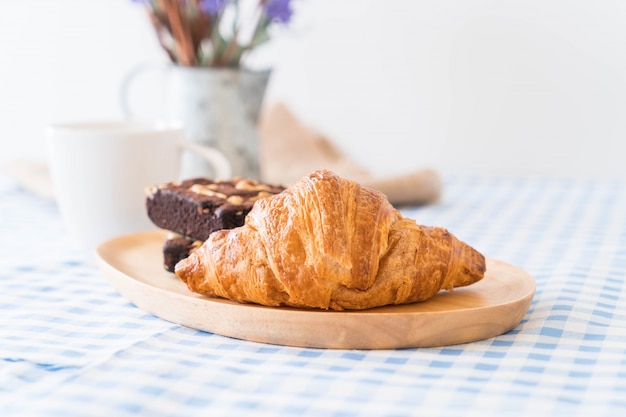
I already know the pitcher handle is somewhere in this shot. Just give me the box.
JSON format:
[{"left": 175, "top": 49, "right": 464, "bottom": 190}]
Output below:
[{"left": 119, "top": 61, "right": 171, "bottom": 120}]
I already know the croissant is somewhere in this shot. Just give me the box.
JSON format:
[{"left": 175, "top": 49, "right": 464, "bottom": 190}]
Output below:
[{"left": 175, "top": 170, "right": 486, "bottom": 310}]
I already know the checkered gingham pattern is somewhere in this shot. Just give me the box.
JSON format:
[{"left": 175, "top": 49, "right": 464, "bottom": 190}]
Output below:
[{"left": 1, "top": 173, "right": 625, "bottom": 417}]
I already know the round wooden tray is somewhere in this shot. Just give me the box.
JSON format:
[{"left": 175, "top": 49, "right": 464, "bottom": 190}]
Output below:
[{"left": 96, "top": 230, "right": 535, "bottom": 349}]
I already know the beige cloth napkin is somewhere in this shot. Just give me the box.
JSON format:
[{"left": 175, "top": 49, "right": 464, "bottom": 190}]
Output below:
[{"left": 258, "top": 103, "right": 442, "bottom": 206}]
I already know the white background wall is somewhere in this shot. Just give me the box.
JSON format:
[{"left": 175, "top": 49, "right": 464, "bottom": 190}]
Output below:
[{"left": 2, "top": 0, "right": 626, "bottom": 180}]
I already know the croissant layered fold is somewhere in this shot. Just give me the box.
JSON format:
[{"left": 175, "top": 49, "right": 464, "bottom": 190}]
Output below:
[{"left": 176, "top": 170, "right": 486, "bottom": 310}]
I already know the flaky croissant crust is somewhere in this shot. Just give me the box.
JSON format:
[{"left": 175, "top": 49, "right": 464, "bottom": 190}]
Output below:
[{"left": 176, "top": 170, "right": 486, "bottom": 310}]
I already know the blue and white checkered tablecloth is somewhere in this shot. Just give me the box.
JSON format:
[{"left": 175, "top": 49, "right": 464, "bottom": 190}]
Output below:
[{"left": 1, "top": 172, "right": 625, "bottom": 417}]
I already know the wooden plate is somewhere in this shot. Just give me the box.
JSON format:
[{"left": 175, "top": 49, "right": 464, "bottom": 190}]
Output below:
[{"left": 96, "top": 230, "right": 535, "bottom": 349}]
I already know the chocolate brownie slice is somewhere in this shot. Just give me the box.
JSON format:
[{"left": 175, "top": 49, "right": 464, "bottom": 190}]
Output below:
[
  {"left": 162, "top": 234, "right": 202, "bottom": 273},
  {"left": 145, "top": 177, "right": 285, "bottom": 242}
]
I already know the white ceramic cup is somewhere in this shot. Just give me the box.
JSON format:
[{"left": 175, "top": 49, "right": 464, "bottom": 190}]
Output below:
[{"left": 46, "top": 121, "right": 231, "bottom": 253}]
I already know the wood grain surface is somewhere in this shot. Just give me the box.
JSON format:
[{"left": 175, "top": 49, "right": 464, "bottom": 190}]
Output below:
[{"left": 96, "top": 230, "right": 535, "bottom": 349}]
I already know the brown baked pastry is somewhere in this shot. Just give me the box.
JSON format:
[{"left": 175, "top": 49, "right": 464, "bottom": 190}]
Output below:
[
  {"left": 145, "top": 177, "right": 285, "bottom": 272},
  {"left": 175, "top": 170, "right": 486, "bottom": 310},
  {"left": 145, "top": 177, "right": 285, "bottom": 242},
  {"left": 162, "top": 233, "right": 202, "bottom": 273}
]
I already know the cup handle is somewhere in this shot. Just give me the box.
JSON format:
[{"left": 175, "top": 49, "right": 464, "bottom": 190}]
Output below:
[{"left": 180, "top": 142, "right": 232, "bottom": 179}]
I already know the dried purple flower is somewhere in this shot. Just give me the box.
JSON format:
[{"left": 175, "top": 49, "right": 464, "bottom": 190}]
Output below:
[
  {"left": 198, "top": 0, "right": 227, "bottom": 15},
  {"left": 264, "top": 0, "right": 293, "bottom": 24},
  {"left": 131, "top": 0, "right": 295, "bottom": 67}
]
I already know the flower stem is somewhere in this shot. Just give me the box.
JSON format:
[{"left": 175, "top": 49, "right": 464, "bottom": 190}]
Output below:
[{"left": 163, "top": 0, "right": 196, "bottom": 66}]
